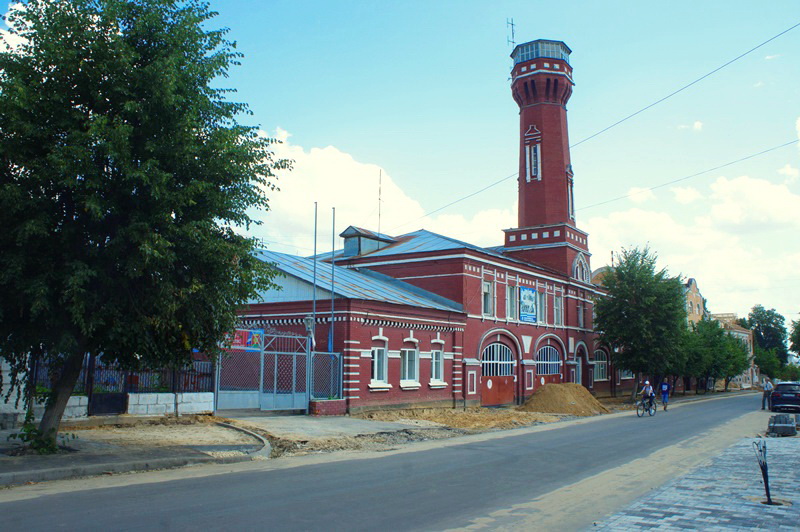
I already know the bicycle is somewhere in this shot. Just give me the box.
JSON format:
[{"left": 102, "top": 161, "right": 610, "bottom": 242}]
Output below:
[{"left": 636, "top": 395, "right": 657, "bottom": 417}]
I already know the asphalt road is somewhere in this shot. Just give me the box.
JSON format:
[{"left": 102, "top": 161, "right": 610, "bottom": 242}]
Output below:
[{"left": 0, "top": 394, "right": 761, "bottom": 531}]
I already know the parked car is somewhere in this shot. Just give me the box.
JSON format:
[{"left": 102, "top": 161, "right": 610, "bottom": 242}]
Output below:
[{"left": 770, "top": 382, "right": 800, "bottom": 412}]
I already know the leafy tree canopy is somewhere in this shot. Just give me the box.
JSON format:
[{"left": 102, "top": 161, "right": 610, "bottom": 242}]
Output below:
[
  {"left": 739, "top": 305, "right": 789, "bottom": 365},
  {"left": 593, "top": 246, "right": 686, "bottom": 378},
  {"left": 0, "top": 0, "right": 288, "bottom": 439},
  {"left": 790, "top": 319, "right": 800, "bottom": 357}
]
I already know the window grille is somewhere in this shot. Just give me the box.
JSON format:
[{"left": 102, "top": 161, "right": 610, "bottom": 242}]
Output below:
[
  {"left": 482, "top": 344, "right": 514, "bottom": 377},
  {"left": 593, "top": 350, "right": 608, "bottom": 381},
  {"left": 536, "top": 345, "right": 562, "bottom": 375}
]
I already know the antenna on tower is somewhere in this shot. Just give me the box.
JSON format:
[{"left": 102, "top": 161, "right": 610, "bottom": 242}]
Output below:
[{"left": 506, "top": 18, "right": 516, "bottom": 47}]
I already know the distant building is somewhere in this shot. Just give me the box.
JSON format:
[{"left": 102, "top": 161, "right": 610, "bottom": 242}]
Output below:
[
  {"left": 712, "top": 313, "right": 758, "bottom": 388},
  {"left": 684, "top": 278, "right": 708, "bottom": 325}
]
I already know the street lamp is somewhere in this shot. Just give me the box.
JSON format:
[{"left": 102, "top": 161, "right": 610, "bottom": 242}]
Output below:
[{"left": 303, "top": 315, "right": 315, "bottom": 336}]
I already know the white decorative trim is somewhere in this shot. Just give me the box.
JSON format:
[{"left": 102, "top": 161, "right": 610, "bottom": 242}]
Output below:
[
  {"left": 368, "top": 382, "right": 392, "bottom": 391},
  {"left": 399, "top": 380, "right": 420, "bottom": 390}
]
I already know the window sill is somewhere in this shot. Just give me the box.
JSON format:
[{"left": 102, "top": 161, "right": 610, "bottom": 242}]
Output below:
[
  {"left": 368, "top": 382, "right": 392, "bottom": 391},
  {"left": 399, "top": 380, "right": 420, "bottom": 390},
  {"left": 428, "top": 380, "right": 448, "bottom": 389}
]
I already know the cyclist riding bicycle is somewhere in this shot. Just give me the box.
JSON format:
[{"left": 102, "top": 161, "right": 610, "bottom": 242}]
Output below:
[{"left": 639, "top": 380, "right": 655, "bottom": 409}]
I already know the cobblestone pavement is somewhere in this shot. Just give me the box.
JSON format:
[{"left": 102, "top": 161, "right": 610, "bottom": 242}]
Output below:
[{"left": 595, "top": 437, "right": 800, "bottom": 530}]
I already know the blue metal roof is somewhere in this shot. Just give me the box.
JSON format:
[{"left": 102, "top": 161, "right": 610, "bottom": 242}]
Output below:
[{"left": 254, "top": 249, "right": 462, "bottom": 313}]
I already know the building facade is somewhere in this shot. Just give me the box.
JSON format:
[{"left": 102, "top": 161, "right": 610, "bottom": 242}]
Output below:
[{"left": 241, "top": 39, "right": 619, "bottom": 412}]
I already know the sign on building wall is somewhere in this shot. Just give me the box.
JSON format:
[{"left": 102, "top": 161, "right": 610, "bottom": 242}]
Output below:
[
  {"left": 520, "top": 287, "right": 538, "bottom": 323},
  {"left": 230, "top": 329, "right": 264, "bottom": 351}
]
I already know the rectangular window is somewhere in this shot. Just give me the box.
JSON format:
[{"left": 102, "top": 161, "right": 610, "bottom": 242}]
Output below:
[
  {"left": 371, "top": 348, "right": 387, "bottom": 384},
  {"left": 482, "top": 281, "right": 494, "bottom": 316},
  {"left": 506, "top": 285, "right": 518, "bottom": 320},
  {"left": 577, "top": 302, "right": 584, "bottom": 328},
  {"left": 537, "top": 291, "right": 548, "bottom": 324},
  {"left": 431, "top": 350, "right": 443, "bottom": 382},
  {"left": 554, "top": 295, "right": 563, "bottom": 326},
  {"left": 525, "top": 144, "right": 541, "bottom": 182},
  {"left": 400, "top": 349, "right": 418, "bottom": 382}
]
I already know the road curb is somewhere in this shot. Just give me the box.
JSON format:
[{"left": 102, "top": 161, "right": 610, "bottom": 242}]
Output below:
[
  {"left": 0, "top": 453, "right": 255, "bottom": 488},
  {"left": 215, "top": 422, "right": 272, "bottom": 458}
]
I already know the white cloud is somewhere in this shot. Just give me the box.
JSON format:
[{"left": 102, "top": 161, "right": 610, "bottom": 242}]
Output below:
[
  {"left": 677, "top": 120, "right": 703, "bottom": 131},
  {"left": 765, "top": 54, "right": 780, "bottom": 60},
  {"left": 670, "top": 186, "right": 702, "bottom": 204},
  {"left": 585, "top": 172, "right": 800, "bottom": 321},
  {"left": 754, "top": 81, "right": 765, "bottom": 88},
  {"left": 252, "top": 129, "right": 515, "bottom": 254},
  {"left": 778, "top": 163, "right": 799, "bottom": 184},
  {"left": 705, "top": 175, "right": 800, "bottom": 228},
  {"left": 626, "top": 187, "right": 655, "bottom": 203}
]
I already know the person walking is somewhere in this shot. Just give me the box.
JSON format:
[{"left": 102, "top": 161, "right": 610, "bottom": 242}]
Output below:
[
  {"left": 660, "top": 379, "right": 671, "bottom": 411},
  {"left": 762, "top": 377, "right": 774, "bottom": 410}
]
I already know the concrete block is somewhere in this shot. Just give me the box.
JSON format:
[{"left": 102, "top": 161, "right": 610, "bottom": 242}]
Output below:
[
  {"left": 138, "top": 394, "right": 158, "bottom": 405},
  {"left": 127, "top": 394, "right": 139, "bottom": 406},
  {"left": 127, "top": 405, "right": 149, "bottom": 415},
  {"left": 156, "top": 393, "right": 175, "bottom": 405},
  {"left": 147, "top": 404, "right": 167, "bottom": 415}
]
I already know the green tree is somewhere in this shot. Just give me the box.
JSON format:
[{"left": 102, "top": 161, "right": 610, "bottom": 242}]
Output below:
[
  {"left": 594, "top": 246, "right": 687, "bottom": 397},
  {"left": 790, "top": 319, "right": 800, "bottom": 357},
  {"left": 754, "top": 347, "right": 781, "bottom": 379},
  {"left": 779, "top": 364, "right": 800, "bottom": 381},
  {"left": 720, "top": 334, "right": 749, "bottom": 392},
  {"left": 0, "top": 0, "right": 287, "bottom": 445},
  {"left": 739, "top": 305, "right": 789, "bottom": 365}
]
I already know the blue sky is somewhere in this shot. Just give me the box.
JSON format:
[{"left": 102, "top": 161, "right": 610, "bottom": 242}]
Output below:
[
  {"left": 221, "top": 1, "right": 800, "bottom": 324},
  {"left": 4, "top": 1, "right": 799, "bottom": 325}
]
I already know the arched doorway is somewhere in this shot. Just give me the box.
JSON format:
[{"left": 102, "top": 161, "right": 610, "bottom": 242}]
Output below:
[
  {"left": 535, "top": 345, "right": 563, "bottom": 386},
  {"left": 481, "top": 343, "right": 515, "bottom": 406}
]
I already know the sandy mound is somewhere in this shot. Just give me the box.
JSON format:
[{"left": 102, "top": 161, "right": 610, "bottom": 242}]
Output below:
[
  {"left": 356, "top": 407, "right": 559, "bottom": 430},
  {"left": 518, "top": 383, "right": 610, "bottom": 416}
]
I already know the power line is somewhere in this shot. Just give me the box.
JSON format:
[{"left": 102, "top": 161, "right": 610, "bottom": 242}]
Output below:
[
  {"left": 578, "top": 139, "right": 799, "bottom": 211},
  {"left": 390, "top": 171, "right": 518, "bottom": 231},
  {"left": 570, "top": 21, "right": 800, "bottom": 149}
]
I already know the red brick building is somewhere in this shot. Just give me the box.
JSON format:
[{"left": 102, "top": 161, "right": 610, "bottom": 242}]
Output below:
[{"left": 242, "top": 39, "right": 620, "bottom": 412}]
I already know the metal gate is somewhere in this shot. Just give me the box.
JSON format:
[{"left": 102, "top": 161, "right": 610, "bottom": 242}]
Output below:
[{"left": 216, "top": 330, "right": 342, "bottom": 412}]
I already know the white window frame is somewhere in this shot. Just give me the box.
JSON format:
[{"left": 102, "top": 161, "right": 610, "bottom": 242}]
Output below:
[
  {"left": 577, "top": 301, "right": 585, "bottom": 328},
  {"left": 619, "top": 369, "right": 635, "bottom": 380},
  {"left": 525, "top": 143, "right": 542, "bottom": 182},
  {"left": 593, "top": 350, "right": 608, "bottom": 381},
  {"left": 537, "top": 291, "right": 548, "bottom": 325},
  {"left": 482, "top": 281, "right": 494, "bottom": 317},
  {"left": 430, "top": 350, "right": 445, "bottom": 387},
  {"left": 536, "top": 345, "right": 562, "bottom": 375},
  {"left": 370, "top": 347, "right": 389, "bottom": 388},
  {"left": 400, "top": 348, "right": 419, "bottom": 388},
  {"left": 554, "top": 294, "right": 563, "bottom": 326},
  {"left": 506, "top": 285, "right": 518, "bottom": 320}
]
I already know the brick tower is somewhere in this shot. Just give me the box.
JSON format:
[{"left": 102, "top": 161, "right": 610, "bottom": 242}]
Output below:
[{"left": 502, "top": 39, "right": 591, "bottom": 281}]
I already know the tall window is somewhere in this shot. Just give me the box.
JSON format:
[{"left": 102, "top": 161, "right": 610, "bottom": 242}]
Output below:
[
  {"left": 482, "top": 281, "right": 494, "bottom": 316},
  {"left": 537, "top": 291, "right": 548, "bottom": 324},
  {"left": 482, "top": 344, "right": 514, "bottom": 377},
  {"left": 525, "top": 143, "right": 541, "bottom": 182},
  {"left": 431, "top": 350, "right": 444, "bottom": 382},
  {"left": 400, "top": 349, "right": 418, "bottom": 382},
  {"left": 536, "top": 346, "right": 561, "bottom": 375},
  {"left": 577, "top": 302, "right": 585, "bottom": 328},
  {"left": 593, "top": 350, "right": 608, "bottom": 381},
  {"left": 371, "top": 348, "right": 387, "bottom": 384},
  {"left": 554, "top": 295, "right": 563, "bottom": 326},
  {"left": 506, "top": 285, "right": 518, "bottom": 320}
]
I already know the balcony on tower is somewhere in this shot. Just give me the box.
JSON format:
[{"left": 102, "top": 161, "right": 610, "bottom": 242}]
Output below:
[{"left": 511, "top": 40, "right": 571, "bottom": 66}]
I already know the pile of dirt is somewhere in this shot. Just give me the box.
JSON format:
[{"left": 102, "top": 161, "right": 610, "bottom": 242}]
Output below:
[
  {"left": 355, "top": 407, "right": 560, "bottom": 430},
  {"left": 518, "top": 383, "right": 610, "bottom": 416}
]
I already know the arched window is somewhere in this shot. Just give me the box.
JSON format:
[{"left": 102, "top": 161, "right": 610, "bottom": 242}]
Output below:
[
  {"left": 482, "top": 343, "right": 514, "bottom": 377},
  {"left": 593, "top": 350, "right": 608, "bottom": 381},
  {"left": 572, "top": 254, "right": 590, "bottom": 282},
  {"left": 535, "top": 345, "right": 562, "bottom": 375}
]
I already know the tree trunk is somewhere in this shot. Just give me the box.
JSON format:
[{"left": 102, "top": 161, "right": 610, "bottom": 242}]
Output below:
[
  {"left": 629, "top": 372, "right": 640, "bottom": 402},
  {"left": 38, "top": 351, "right": 86, "bottom": 439}
]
